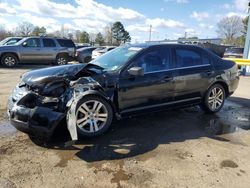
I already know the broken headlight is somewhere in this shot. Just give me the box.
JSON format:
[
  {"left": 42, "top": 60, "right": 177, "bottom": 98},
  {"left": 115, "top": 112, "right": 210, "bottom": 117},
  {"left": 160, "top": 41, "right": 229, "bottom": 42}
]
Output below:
[{"left": 41, "top": 82, "right": 66, "bottom": 97}]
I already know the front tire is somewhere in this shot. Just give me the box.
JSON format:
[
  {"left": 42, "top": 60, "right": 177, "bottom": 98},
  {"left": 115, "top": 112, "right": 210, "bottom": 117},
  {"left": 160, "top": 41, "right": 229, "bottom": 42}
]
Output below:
[
  {"left": 75, "top": 96, "right": 113, "bottom": 137},
  {"left": 200, "top": 84, "right": 225, "bottom": 113},
  {"left": 1, "top": 54, "right": 18, "bottom": 67}
]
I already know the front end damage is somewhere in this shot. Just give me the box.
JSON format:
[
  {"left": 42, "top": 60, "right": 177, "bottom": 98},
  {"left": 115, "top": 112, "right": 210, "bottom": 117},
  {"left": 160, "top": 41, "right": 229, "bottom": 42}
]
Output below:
[{"left": 7, "top": 64, "right": 106, "bottom": 142}]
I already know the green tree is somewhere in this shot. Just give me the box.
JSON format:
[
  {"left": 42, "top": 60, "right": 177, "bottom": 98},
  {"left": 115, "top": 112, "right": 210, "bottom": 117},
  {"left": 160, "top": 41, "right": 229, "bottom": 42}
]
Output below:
[
  {"left": 112, "top": 21, "right": 125, "bottom": 45},
  {"left": 32, "top": 26, "right": 46, "bottom": 36},
  {"left": 122, "top": 30, "right": 131, "bottom": 43},
  {"left": 95, "top": 32, "right": 105, "bottom": 46},
  {"left": 79, "top": 31, "right": 90, "bottom": 43}
]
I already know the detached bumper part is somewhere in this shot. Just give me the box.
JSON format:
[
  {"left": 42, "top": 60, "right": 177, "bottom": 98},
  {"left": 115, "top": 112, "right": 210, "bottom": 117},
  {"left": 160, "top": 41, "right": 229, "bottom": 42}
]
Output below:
[{"left": 9, "top": 106, "right": 65, "bottom": 139}]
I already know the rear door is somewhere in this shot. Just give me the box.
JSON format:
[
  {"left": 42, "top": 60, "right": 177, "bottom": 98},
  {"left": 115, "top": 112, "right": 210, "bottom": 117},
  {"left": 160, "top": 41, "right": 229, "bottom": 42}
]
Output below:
[
  {"left": 41, "top": 38, "right": 57, "bottom": 62},
  {"left": 118, "top": 46, "right": 176, "bottom": 114},
  {"left": 173, "top": 46, "right": 214, "bottom": 101},
  {"left": 19, "top": 38, "right": 42, "bottom": 62}
]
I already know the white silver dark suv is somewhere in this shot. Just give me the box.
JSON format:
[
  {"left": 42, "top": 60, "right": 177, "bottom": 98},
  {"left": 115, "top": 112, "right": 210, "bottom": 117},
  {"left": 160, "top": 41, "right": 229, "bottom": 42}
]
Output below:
[{"left": 0, "top": 37, "right": 76, "bottom": 67}]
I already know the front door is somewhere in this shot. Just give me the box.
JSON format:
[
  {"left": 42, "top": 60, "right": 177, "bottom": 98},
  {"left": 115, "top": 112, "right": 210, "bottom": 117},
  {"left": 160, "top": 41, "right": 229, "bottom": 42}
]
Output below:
[
  {"left": 117, "top": 46, "right": 176, "bottom": 115},
  {"left": 19, "top": 38, "right": 42, "bottom": 63}
]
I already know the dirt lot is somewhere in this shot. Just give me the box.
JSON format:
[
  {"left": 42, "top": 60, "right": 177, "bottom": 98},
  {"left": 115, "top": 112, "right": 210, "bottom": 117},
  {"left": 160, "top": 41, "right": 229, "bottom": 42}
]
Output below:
[{"left": 0, "top": 65, "right": 250, "bottom": 188}]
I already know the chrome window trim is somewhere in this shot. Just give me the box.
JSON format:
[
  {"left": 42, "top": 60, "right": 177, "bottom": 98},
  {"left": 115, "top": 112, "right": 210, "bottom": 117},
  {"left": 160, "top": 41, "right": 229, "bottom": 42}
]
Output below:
[{"left": 144, "top": 64, "right": 211, "bottom": 75}]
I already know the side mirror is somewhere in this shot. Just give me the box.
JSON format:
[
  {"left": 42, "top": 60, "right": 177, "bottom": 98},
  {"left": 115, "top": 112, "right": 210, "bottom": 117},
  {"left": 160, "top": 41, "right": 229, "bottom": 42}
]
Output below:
[
  {"left": 128, "top": 67, "right": 144, "bottom": 76},
  {"left": 22, "top": 42, "right": 27, "bottom": 47}
]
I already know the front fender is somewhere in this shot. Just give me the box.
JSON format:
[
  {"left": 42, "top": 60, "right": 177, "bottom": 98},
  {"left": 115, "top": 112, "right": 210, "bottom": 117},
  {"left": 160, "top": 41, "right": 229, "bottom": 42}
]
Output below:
[{"left": 65, "top": 83, "right": 113, "bottom": 140}]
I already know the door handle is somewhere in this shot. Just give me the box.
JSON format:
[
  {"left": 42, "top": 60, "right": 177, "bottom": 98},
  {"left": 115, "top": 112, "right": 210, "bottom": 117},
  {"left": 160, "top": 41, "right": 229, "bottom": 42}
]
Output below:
[
  {"left": 162, "top": 76, "right": 173, "bottom": 82},
  {"left": 205, "top": 71, "right": 213, "bottom": 76}
]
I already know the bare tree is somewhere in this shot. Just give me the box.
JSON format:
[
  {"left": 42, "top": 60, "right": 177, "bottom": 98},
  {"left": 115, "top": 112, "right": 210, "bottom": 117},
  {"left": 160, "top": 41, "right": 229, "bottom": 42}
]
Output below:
[
  {"left": 216, "top": 16, "right": 243, "bottom": 44},
  {"left": 16, "top": 22, "right": 34, "bottom": 36},
  {"left": 103, "top": 23, "right": 113, "bottom": 45},
  {"left": 0, "top": 26, "right": 14, "bottom": 40},
  {"left": 89, "top": 33, "right": 96, "bottom": 45},
  {"left": 74, "top": 30, "right": 81, "bottom": 43}
]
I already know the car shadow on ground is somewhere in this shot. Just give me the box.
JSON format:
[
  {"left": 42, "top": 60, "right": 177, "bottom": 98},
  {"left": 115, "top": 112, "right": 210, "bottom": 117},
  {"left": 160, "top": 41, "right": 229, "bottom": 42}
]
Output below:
[
  {"left": 48, "top": 96, "right": 250, "bottom": 163},
  {"left": 0, "top": 63, "right": 51, "bottom": 69},
  {"left": 0, "top": 62, "right": 79, "bottom": 70}
]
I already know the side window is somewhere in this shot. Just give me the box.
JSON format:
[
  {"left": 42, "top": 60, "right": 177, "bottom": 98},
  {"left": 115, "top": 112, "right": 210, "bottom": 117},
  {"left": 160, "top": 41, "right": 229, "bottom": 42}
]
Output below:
[
  {"left": 57, "top": 39, "right": 75, "bottom": 47},
  {"left": 133, "top": 47, "right": 172, "bottom": 73},
  {"left": 25, "top": 38, "right": 40, "bottom": 47},
  {"left": 176, "top": 49, "right": 202, "bottom": 68},
  {"left": 43, "top": 39, "right": 56, "bottom": 47}
]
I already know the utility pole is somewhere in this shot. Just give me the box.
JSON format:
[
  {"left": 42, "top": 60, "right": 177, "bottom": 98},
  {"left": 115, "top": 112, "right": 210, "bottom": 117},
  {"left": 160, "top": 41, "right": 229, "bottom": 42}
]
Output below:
[
  {"left": 243, "top": 2, "right": 250, "bottom": 75},
  {"left": 184, "top": 32, "right": 187, "bottom": 39},
  {"left": 149, "top": 25, "right": 152, "bottom": 41}
]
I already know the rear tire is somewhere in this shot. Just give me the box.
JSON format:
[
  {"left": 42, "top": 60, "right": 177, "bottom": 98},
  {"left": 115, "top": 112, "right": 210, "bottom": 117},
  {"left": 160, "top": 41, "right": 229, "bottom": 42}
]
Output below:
[
  {"left": 75, "top": 96, "right": 113, "bottom": 137},
  {"left": 55, "top": 54, "right": 68, "bottom": 65},
  {"left": 200, "top": 84, "right": 225, "bottom": 114},
  {"left": 84, "top": 56, "right": 92, "bottom": 63},
  {"left": 1, "top": 54, "right": 18, "bottom": 67}
]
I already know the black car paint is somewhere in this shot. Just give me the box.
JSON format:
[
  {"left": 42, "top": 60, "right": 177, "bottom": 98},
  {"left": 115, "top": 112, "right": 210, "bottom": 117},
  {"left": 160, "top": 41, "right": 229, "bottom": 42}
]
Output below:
[{"left": 7, "top": 44, "right": 239, "bottom": 140}]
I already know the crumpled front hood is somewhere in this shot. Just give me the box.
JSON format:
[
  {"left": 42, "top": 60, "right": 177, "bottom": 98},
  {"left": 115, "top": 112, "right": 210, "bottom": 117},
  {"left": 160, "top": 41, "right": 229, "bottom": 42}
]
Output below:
[{"left": 22, "top": 64, "right": 87, "bottom": 87}]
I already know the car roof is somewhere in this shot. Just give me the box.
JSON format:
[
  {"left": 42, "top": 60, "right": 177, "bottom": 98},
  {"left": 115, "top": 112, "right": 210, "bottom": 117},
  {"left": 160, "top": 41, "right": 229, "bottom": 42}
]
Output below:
[
  {"left": 126, "top": 43, "right": 203, "bottom": 49},
  {"left": 23, "top": 36, "right": 72, "bottom": 40}
]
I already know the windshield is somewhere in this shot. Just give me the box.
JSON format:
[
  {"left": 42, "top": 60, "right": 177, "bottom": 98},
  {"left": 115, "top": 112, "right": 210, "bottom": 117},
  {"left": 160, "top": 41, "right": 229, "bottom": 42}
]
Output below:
[
  {"left": 90, "top": 46, "right": 143, "bottom": 71},
  {"left": 0, "top": 38, "right": 9, "bottom": 45},
  {"left": 5, "top": 38, "right": 22, "bottom": 45}
]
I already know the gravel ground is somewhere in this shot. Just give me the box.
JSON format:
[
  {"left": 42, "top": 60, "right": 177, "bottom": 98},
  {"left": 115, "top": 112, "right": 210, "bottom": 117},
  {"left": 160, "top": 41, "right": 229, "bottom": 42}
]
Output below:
[{"left": 0, "top": 65, "right": 250, "bottom": 188}]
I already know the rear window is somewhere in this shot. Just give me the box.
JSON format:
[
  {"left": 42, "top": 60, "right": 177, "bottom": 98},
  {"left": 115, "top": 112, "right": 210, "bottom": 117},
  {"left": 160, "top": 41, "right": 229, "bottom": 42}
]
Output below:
[
  {"left": 43, "top": 39, "right": 56, "bottom": 47},
  {"left": 176, "top": 49, "right": 203, "bottom": 67},
  {"left": 57, "top": 39, "right": 75, "bottom": 48},
  {"left": 225, "top": 48, "right": 244, "bottom": 54}
]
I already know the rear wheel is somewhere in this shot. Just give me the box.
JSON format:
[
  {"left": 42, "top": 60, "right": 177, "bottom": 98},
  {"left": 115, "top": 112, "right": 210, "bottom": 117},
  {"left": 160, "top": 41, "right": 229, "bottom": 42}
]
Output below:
[
  {"left": 84, "top": 56, "right": 92, "bottom": 63},
  {"left": 200, "top": 84, "right": 225, "bottom": 113},
  {"left": 75, "top": 96, "right": 113, "bottom": 137},
  {"left": 1, "top": 54, "right": 18, "bottom": 67},
  {"left": 55, "top": 54, "right": 68, "bottom": 65}
]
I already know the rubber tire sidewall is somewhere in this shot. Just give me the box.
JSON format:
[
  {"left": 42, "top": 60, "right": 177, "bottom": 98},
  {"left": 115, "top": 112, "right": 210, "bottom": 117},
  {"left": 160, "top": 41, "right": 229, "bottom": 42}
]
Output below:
[
  {"left": 201, "top": 84, "right": 225, "bottom": 114},
  {"left": 55, "top": 55, "right": 68, "bottom": 65},
  {"left": 1, "top": 54, "right": 18, "bottom": 67},
  {"left": 84, "top": 56, "right": 91, "bottom": 63},
  {"left": 75, "top": 96, "right": 113, "bottom": 137}
]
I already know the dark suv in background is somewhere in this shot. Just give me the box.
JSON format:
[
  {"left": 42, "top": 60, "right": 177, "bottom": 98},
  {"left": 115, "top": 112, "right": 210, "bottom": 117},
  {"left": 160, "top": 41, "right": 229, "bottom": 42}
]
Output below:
[
  {"left": 76, "top": 46, "right": 97, "bottom": 63},
  {"left": 223, "top": 47, "right": 244, "bottom": 58},
  {"left": 0, "top": 37, "right": 76, "bottom": 67}
]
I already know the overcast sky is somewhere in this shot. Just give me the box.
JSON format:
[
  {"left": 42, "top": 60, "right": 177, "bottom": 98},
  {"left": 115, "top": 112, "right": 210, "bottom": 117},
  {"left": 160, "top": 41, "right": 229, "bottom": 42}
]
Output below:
[{"left": 0, "top": 0, "right": 249, "bottom": 42}]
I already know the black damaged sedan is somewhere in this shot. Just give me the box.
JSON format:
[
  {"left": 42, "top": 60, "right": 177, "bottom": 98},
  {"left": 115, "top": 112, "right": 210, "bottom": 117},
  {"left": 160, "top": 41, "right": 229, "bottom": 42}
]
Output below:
[{"left": 7, "top": 44, "right": 239, "bottom": 142}]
